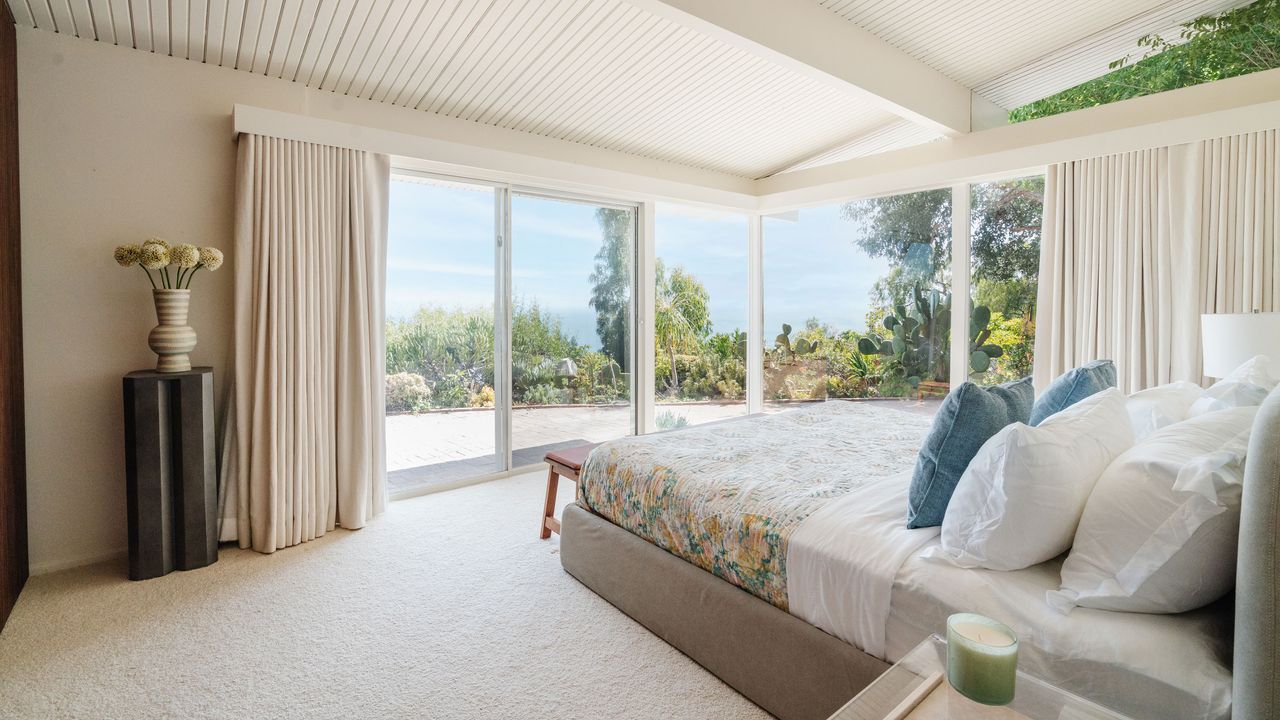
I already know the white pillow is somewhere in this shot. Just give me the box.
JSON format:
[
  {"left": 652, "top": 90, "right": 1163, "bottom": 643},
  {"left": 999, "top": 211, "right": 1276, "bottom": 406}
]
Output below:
[
  {"left": 1189, "top": 354, "right": 1277, "bottom": 417},
  {"left": 1049, "top": 405, "right": 1257, "bottom": 614},
  {"left": 1126, "top": 381, "right": 1203, "bottom": 441},
  {"left": 926, "top": 388, "right": 1134, "bottom": 572}
]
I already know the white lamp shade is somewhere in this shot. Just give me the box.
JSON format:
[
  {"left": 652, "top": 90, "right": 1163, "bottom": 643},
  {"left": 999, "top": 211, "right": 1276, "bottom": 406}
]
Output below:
[{"left": 1201, "top": 312, "right": 1280, "bottom": 379}]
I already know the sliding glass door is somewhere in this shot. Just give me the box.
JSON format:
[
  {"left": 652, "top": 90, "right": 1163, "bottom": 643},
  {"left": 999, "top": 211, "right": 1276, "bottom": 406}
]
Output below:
[
  {"left": 510, "top": 194, "right": 635, "bottom": 465},
  {"left": 384, "top": 176, "right": 499, "bottom": 496},
  {"left": 385, "top": 175, "right": 637, "bottom": 497}
]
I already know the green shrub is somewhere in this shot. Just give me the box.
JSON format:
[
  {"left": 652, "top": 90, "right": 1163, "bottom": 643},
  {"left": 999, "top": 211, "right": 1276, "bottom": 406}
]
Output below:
[
  {"left": 386, "top": 372, "right": 432, "bottom": 413},
  {"left": 470, "top": 385, "right": 495, "bottom": 408},
  {"left": 523, "top": 383, "right": 567, "bottom": 406},
  {"left": 656, "top": 410, "right": 690, "bottom": 431},
  {"left": 431, "top": 373, "right": 470, "bottom": 409}
]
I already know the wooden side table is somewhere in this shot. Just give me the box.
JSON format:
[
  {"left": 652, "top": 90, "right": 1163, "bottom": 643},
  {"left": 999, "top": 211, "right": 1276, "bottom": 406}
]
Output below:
[
  {"left": 122, "top": 367, "right": 217, "bottom": 580},
  {"left": 540, "top": 443, "right": 598, "bottom": 539}
]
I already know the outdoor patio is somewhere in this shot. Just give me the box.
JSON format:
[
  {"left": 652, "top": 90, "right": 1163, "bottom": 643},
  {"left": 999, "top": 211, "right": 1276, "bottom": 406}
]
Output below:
[{"left": 385, "top": 397, "right": 941, "bottom": 497}]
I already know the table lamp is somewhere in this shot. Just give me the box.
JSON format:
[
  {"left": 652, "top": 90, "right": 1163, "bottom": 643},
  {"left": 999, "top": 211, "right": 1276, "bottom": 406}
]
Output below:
[{"left": 1201, "top": 312, "right": 1280, "bottom": 379}]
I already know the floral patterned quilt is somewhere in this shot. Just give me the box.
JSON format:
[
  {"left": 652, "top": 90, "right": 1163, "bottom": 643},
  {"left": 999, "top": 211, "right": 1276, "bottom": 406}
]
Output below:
[{"left": 576, "top": 402, "right": 931, "bottom": 610}]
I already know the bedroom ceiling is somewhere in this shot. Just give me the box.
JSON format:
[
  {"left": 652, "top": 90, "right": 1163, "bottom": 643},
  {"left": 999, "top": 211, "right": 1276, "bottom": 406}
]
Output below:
[{"left": 5, "top": 0, "right": 1252, "bottom": 179}]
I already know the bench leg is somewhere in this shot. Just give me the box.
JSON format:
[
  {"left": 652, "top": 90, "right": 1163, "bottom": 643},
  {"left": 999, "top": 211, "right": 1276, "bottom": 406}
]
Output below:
[{"left": 540, "top": 467, "right": 561, "bottom": 539}]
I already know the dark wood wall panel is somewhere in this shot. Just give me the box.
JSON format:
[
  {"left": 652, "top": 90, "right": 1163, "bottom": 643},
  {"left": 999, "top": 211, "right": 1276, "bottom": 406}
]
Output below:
[{"left": 0, "top": 4, "right": 28, "bottom": 631}]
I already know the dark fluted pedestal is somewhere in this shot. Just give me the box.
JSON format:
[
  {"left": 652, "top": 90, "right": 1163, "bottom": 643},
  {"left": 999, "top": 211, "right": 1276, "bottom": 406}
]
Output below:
[{"left": 122, "top": 367, "right": 217, "bottom": 580}]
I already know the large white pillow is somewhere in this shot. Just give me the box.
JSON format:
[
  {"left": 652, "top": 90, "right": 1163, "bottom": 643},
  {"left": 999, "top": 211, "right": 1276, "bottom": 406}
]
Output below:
[
  {"left": 1126, "top": 381, "right": 1203, "bottom": 441},
  {"left": 1048, "top": 405, "right": 1257, "bottom": 614},
  {"left": 926, "top": 388, "right": 1134, "bottom": 572},
  {"left": 1188, "top": 354, "right": 1277, "bottom": 417}
]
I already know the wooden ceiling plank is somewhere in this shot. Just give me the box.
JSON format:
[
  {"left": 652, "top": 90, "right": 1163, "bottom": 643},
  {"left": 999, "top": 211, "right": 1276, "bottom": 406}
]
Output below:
[
  {"left": 432, "top": 0, "right": 544, "bottom": 117},
  {"left": 452, "top": 0, "right": 565, "bottom": 122},
  {"left": 185, "top": 0, "right": 206, "bottom": 59},
  {"left": 505, "top": 3, "right": 637, "bottom": 133},
  {"left": 347, "top": 0, "right": 429, "bottom": 99},
  {"left": 404, "top": 0, "right": 502, "bottom": 110},
  {"left": 275, "top": 0, "right": 321, "bottom": 80},
  {"left": 46, "top": 0, "right": 74, "bottom": 34},
  {"left": 261, "top": 0, "right": 302, "bottom": 77},
  {"left": 216, "top": 0, "right": 247, "bottom": 66},
  {"left": 148, "top": 0, "right": 169, "bottom": 54},
  {"left": 337, "top": 0, "right": 413, "bottom": 96},
  {"left": 169, "top": 0, "right": 189, "bottom": 57},
  {"left": 233, "top": 0, "right": 268, "bottom": 70}
]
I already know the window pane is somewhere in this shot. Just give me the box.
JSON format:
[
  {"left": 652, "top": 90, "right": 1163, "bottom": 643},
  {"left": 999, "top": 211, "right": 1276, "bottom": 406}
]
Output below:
[
  {"left": 969, "top": 176, "right": 1044, "bottom": 386},
  {"left": 384, "top": 176, "right": 497, "bottom": 496},
  {"left": 763, "top": 190, "right": 951, "bottom": 411},
  {"left": 511, "top": 195, "right": 634, "bottom": 464},
  {"left": 654, "top": 204, "right": 749, "bottom": 430}
]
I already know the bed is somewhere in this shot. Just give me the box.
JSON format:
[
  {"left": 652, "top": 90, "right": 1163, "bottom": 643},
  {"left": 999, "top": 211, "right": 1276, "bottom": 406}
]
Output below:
[{"left": 560, "top": 392, "right": 1280, "bottom": 720}]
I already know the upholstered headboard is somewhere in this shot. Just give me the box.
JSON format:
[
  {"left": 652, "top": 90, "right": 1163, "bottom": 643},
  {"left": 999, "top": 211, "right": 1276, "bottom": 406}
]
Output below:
[{"left": 1234, "top": 384, "right": 1280, "bottom": 717}]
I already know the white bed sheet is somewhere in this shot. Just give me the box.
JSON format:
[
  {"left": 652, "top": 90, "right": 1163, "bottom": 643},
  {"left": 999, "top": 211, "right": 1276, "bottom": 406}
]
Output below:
[{"left": 785, "top": 472, "right": 1233, "bottom": 720}]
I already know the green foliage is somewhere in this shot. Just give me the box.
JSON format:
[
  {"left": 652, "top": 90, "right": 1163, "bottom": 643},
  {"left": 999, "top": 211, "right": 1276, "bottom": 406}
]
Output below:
[
  {"left": 589, "top": 208, "right": 633, "bottom": 371},
  {"left": 523, "top": 383, "right": 567, "bottom": 406},
  {"left": 1011, "top": 0, "right": 1280, "bottom": 122},
  {"left": 656, "top": 410, "right": 691, "bottom": 431},
  {"left": 655, "top": 258, "right": 713, "bottom": 392},
  {"left": 842, "top": 189, "right": 952, "bottom": 283},
  {"left": 855, "top": 284, "right": 952, "bottom": 386},
  {"left": 385, "top": 372, "right": 432, "bottom": 413}
]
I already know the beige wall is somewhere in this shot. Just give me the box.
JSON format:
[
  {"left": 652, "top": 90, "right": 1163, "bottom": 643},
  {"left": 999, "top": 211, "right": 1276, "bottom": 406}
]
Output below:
[{"left": 16, "top": 29, "right": 315, "bottom": 573}]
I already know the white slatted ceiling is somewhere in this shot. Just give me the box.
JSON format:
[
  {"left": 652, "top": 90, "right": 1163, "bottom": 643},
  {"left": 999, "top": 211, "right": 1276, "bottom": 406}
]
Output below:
[
  {"left": 816, "top": 0, "right": 1252, "bottom": 110},
  {"left": 7, "top": 0, "right": 901, "bottom": 179}
]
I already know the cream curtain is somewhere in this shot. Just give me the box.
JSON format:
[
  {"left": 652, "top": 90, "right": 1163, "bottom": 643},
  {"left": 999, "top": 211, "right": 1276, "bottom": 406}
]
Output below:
[
  {"left": 227, "top": 134, "right": 390, "bottom": 553},
  {"left": 1034, "top": 129, "right": 1280, "bottom": 393}
]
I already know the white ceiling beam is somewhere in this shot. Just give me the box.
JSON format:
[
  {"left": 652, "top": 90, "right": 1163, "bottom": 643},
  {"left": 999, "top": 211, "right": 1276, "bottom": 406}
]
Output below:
[
  {"left": 755, "top": 66, "right": 1280, "bottom": 211},
  {"left": 625, "top": 0, "right": 977, "bottom": 136}
]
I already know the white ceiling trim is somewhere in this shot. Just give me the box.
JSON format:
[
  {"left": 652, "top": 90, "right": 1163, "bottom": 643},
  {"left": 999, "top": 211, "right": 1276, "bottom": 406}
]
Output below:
[{"left": 625, "top": 0, "right": 979, "bottom": 135}]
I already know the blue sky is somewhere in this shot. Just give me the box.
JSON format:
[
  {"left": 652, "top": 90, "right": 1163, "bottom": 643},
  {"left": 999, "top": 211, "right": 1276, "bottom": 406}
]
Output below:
[{"left": 386, "top": 178, "right": 892, "bottom": 349}]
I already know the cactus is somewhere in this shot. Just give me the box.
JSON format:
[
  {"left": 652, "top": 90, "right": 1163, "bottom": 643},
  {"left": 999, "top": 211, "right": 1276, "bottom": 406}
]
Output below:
[
  {"left": 856, "top": 284, "right": 1004, "bottom": 385},
  {"left": 775, "top": 323, "right": 820, "bottom": 360}
]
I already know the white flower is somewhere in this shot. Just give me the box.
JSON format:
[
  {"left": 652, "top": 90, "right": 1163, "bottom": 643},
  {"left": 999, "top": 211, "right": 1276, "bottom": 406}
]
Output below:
[
  {"left": 171, "top": 244, "right": 200, "bottom": 269},
  {"left": 113, "top": 245, "right": 141, "bottom": 267},
  {"left": 199, "top": 247, "right": 224, "bottom": 271},
  {"left": 142, "top": 236, "right": 170, "bottom": 250},
  {"left": 140, "top": 244, "right": 170, "bottom": 270}
]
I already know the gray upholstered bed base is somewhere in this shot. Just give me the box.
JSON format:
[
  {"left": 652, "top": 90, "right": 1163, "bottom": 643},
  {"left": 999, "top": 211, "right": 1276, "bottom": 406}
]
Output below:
[
  {"left": 562, "top": 386, "right": 1280, "bottom": 720},
  {"left": 560, "top": 503, "right": 889, "bottom": 720}
]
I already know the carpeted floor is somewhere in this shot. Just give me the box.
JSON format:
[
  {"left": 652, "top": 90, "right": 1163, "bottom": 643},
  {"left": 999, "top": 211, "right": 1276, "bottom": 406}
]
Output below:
[{"left": 0, "top": 471, "right": 770, "bottom": 719}]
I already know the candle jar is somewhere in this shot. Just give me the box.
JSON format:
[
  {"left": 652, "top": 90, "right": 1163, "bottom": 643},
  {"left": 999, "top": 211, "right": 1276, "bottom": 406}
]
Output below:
[{"left": 946, "top": 613, "right": 1018, "bottom": 706}]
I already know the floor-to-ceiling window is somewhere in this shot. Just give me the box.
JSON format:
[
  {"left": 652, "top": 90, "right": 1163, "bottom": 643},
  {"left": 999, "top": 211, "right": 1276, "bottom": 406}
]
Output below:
[
  {"left": 384, "top": 175, "right": 499, "bottom": 496},
  {"left": 763, "top": 189, "right": 951, "bottom": 412},
  {"left": 385, "top": 175, "right": 639, "bottom": 497},
  {"left": 653, "top": 203, "right": 749, "bottom": 429},
  {"left": 510, "top": 194, "right": 636, "bottom": 463},
  {"left": 968, "top": 176, "right": 1044, "bottom": 386}
]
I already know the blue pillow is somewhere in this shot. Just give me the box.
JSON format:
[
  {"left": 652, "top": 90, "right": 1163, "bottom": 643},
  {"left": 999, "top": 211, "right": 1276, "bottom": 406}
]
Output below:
[
  {"left": 906, "top": 377, "right": 1034, "bottom": 529},
  {"left": 1028, "top": 360, "right": 1117, "bottom": 426}
]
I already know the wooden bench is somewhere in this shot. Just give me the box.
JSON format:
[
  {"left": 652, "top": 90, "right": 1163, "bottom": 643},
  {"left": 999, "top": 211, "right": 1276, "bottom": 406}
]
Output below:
[{"left": 540, "top": 443, "right": 598, "bottom": 539}]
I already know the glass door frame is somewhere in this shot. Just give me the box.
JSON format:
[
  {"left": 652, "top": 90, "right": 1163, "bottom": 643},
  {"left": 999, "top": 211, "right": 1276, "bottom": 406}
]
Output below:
[{"left": 393, "top": 167, "right": 643, "bottom": 478}]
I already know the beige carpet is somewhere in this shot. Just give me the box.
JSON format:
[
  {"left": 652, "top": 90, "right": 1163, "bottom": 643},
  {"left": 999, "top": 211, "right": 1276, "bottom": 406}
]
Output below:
[{"left": 0, "top": 471, "right": 770, "bottom": 719}]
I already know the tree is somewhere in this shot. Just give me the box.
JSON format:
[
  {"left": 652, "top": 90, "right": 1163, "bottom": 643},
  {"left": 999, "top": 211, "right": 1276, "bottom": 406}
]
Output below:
[
  {"left": 1011, "top": 0, "right": 1280, "bottom": 122},
  {"left": 841, "top": 189, "right": 952, "bottom": 284},
  {"left": 653, "top": 258, "right": 711, "bottom": 392},
  {"left": 841, "top": 179, "right": 1044, "bottom": 316},
  {"left": 970, "top": 176, "right": 1044, "bottom": 318},
  {"left": 589, "top": 208, "right": 633, "bottom": 370}
]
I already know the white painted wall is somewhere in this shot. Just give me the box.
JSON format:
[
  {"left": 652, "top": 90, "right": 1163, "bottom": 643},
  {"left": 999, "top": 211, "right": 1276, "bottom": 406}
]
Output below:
[{"left": 16, "top": 28, "right": 308, "bottom": 573}]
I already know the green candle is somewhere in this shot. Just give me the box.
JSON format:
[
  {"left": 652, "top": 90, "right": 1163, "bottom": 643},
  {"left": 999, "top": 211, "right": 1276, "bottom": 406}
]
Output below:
[{"left": 946, "top": 613, "right": 1018, "bottom": 705}]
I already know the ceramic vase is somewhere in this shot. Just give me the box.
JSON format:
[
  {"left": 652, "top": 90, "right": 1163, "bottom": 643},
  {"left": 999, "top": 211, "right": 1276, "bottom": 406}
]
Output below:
[{"left": 148, "top": 288, "right": 197, "bottom": 373}]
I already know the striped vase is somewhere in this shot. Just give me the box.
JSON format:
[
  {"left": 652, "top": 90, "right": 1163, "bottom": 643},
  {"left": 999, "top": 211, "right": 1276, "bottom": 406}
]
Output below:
[{"left": 148, "top": 289, "right": 197, "bottom": 373}]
